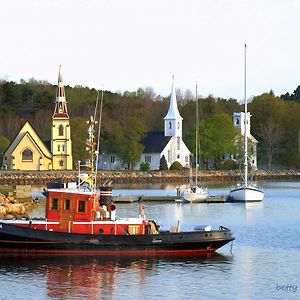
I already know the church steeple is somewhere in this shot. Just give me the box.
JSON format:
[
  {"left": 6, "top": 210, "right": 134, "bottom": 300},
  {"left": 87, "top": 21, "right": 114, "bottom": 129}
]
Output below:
[
  {"left": 51, "top": 66, "right": 73, "bottom": 170},
  {"left": 53, "top": 65, "right": 69, "bottom": 119},
  {"left": 164, "top": 76, "right": 182, "bottom": 137}
]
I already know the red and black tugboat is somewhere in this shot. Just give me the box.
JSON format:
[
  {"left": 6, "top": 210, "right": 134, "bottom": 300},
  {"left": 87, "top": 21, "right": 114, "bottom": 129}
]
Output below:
[{"left": 0, "top": 117, "right": 234, "bottom": 256}]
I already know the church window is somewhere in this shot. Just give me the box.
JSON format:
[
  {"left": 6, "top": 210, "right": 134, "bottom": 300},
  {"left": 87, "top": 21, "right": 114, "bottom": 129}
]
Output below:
[
  {"left": 59, "top": 125, "right": 64, "bottom": 136},
  {"left": 169, "top": 121, "right": 172, "bottom": 129},
  {"left": 145, "top": 156, "right": 151, "bottom": 163},
  {"left": 177, "top": 136, "right": 180, "bottom": 150},
  {"left": 58, "top": 103, "right": 63, "bottom": 113},
  {"left": 22, "top": 149, "right": 33, "bottom": 161},
  {"left": 59, "top": 160, "right": 64, "bottom": 167}
]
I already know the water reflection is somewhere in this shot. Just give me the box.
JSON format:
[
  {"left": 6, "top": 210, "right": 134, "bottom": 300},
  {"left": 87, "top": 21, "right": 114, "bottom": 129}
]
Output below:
[
  {"left": 243, "top": 202, "right": 264, "bottom": 221},
  {"left": 0, "top": 254, "right": 233, "bottom": 299}
]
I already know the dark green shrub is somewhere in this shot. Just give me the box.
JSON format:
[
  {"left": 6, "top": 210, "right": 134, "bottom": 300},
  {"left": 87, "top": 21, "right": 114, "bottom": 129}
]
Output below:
[
  {"left": 169, "top": 161, "right": 183, "bottom": 170},
  {"left": 159, "top": 155, "right": 168, "bottom": 170},
  {"left": 140, "top": 162, "right": 150, "bottom": 171}
]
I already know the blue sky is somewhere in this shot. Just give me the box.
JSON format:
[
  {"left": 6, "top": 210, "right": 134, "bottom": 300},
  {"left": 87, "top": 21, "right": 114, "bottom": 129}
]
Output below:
[{"left": 1, "top": 0, "right": 300, "bottom": 100}]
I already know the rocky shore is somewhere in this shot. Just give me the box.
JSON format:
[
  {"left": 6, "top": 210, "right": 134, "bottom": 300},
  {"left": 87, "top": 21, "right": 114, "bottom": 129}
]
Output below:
[
  {"left": 0, "top": 169, "right": 299, "bottom": 186},
  {"left": 0, "top": 192, "right": 39, "bottom": 219}
]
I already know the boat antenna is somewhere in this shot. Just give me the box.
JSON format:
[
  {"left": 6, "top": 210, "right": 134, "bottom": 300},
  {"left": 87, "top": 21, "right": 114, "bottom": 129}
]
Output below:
[
  {"left": 244, "top": 44, "right": 248, "bottom": 187},
  {"left": 95, "top": 89, "right": 104, "bottom": 189},
  {"left": 195, "top": 82, "right": 199, "bottom": 187}
]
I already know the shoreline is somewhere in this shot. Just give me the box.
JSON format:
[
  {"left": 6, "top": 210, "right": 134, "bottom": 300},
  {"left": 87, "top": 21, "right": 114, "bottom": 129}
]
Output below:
[{"left": 0, "top": 170, "right": 299, "bottom": 185}]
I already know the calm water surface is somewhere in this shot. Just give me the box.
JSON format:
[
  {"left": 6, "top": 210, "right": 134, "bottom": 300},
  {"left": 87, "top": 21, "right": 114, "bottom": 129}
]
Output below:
[{"left": 0, "top": 181, "right": 300, "bottom": 299}]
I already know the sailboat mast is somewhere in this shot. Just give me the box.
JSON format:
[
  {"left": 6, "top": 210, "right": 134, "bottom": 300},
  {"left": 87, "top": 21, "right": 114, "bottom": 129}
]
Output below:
[
  {"left": 195, "top": 83, "right": 199, "bottom": 186},
  {"left": 244, "top": 44, "right": 248, "bottom": 187}
]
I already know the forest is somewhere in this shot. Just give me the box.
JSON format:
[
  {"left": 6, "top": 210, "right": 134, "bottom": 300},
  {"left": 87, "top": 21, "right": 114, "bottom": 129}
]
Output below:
[{"left": 0, "top": 78, "right": 300, "bottom": 170}]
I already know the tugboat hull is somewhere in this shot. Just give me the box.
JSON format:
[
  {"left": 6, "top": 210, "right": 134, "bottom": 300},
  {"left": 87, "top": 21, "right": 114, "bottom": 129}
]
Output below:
[{"left": 0, "top": 222, "right": 234, "bottom": 256}]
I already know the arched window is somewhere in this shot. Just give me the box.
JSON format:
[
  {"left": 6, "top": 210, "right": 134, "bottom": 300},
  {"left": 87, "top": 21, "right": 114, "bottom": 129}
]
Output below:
[
  {"left": 169, "top": 121, "right": 172, "bottom": 129},
  {"left": 58, "top": 145, "right": 60, "bottom": 152},
  {"left": 177, "top": 136, "right": 180, "bottom": 150},
  {"left": 236, "top": 119, "right": 239, "bottom": 125},
  {"left": 22, "top": 149, "right": 33, "bottom": 161},
  {"left": 58, "top": 125, "right": 64, "bottom": 136}
]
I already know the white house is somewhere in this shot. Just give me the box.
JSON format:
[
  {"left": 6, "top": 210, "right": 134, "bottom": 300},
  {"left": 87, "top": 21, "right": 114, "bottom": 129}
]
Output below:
[
  {"left": 98, "top": 77, "right": 191, "bottom": 170},
  {"left": 232, "top": 111, "right": 258, "bottom": 170}
]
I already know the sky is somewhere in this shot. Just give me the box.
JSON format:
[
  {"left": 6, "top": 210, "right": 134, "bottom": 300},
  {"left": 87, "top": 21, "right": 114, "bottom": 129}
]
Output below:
[{"left": 1, "top": 0, "right": 300, "bottom": 101}]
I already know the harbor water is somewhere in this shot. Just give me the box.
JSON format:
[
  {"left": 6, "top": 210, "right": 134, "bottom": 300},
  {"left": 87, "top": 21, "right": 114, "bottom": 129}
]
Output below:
[{"left": 0, "top": 181, "right": 299, "bottom": 299}]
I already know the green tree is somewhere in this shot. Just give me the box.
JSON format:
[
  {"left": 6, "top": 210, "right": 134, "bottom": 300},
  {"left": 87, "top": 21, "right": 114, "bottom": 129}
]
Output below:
[
  {"left": 108, "top": 117, "right": 145, "bottom": 170},
  {"left": 159, "top": 155, "right": 168, "bottom": 170},
  {"left": 70, "top": 117, "right": 89, "bottom": 167},
  {"left": 249, "top": 92, "right": 288, "bottom": 168},
  {"left": 0, "top": 135, "right": 10, "bottom": 168},
  {"left": 199, "top": 113, "right": 237, "bottom": 168}
]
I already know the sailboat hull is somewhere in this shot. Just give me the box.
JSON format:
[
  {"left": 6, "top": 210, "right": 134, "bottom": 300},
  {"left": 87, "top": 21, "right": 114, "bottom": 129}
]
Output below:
[
  {"left": 182, "top": 187, "right": 209, "bottom": 203},
  {"left": 228, "top": 185, "right": 264, "bottom": 202}
]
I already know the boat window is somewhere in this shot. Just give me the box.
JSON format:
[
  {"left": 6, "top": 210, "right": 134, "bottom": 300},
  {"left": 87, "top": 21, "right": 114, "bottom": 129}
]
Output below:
[
  {"left": 51, "top": 198, "right": 58, "bottom": 210},
  {"left": 78, "top": 200, "right": 85, "bottom": 213},
  {"left": 64, "top": 199, "right": 70, "bottom": 210}
]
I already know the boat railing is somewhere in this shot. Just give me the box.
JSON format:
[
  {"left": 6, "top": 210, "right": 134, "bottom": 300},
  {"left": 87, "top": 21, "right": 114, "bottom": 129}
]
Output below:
[{"left": 219, "top": 225, "right": 230, "bottom": 231}]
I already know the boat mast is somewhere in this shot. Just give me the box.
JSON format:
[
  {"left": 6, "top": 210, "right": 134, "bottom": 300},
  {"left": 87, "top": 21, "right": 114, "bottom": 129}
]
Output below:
[
  {"left": 244, "top": 44, "right": 248, "bottom": 187},
  {"left": 195, "top": 83, "right": 199, "bottom": 187},
  {"left": 95, "top": 90, "right": 104, "bottom": 189},
  {"left": 86, "top": 115, "right": 97, "bottom": 192}
]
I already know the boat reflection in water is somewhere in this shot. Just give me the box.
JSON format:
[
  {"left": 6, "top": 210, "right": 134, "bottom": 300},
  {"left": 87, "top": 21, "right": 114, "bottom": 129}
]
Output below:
[{"left": 0, "top": 254, "right": 232, "bottom": 299}]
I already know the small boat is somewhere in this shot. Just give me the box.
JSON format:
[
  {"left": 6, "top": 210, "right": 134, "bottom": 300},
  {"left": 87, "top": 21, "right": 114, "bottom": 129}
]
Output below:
[
  {"left": 181, "top": 83, "right": 209, "bottom": 203},
  {"left": 0, "top": 99, "right": 234, "bottom": 256},
  {"left": 181, "top": 185, "right": 209, "bottom": 203},
  {"left": 228, "top": 44, "right": 264, "bottom": 203}
]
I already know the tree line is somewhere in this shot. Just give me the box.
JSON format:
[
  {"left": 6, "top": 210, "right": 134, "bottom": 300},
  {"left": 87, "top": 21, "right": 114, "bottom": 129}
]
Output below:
[{"left": 0, "top": 79, "right": 299, "bottom": 170}]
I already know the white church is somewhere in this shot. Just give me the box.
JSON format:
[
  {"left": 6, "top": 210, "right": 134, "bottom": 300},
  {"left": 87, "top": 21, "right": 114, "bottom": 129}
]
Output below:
[
  {"left": 232, "top": 111, "right": 258, "bottom": 170},
  {"left": 98, "top": 78, "right": 191, "bottom": 170}
]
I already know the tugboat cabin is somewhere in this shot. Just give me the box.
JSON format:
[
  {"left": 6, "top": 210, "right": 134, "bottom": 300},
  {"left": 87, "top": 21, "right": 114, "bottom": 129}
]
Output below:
[{"left": 43, "top": 188, "right": 148, "bottom": 235}]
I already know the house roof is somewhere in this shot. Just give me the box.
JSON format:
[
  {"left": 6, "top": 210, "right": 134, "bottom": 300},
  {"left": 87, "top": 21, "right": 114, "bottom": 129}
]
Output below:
[
  {"left": 4, "top": 121, "right": 52, "bottom": 159},
  {"left": 141, "top": 132, "right": 171, "bottom": 153}
]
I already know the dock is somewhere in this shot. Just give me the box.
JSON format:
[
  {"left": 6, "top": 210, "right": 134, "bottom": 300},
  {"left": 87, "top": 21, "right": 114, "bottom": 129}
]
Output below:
[{"left": 112, "top": 195, "right": 227, "bottom": 203}]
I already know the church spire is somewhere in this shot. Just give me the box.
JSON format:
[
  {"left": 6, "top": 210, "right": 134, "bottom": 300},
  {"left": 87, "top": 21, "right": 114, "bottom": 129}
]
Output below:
[
  {"left": 164, "top": 75, "right": 183, "bottom": 120},
  {"left": 164, "top": 76, "right": 183, "bottom": 137},
  {"left": 53, "top": 65, "right": 69, "bottom": 119}
]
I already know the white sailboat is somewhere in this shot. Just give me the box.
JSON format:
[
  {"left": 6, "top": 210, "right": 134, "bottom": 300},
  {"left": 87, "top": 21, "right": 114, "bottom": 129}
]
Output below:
[
  {"left": 181, "top": 83, "right": 208, "bottom": 203},
  {"left": 229, "top": 44, "right": 264, "bottom": 202}
]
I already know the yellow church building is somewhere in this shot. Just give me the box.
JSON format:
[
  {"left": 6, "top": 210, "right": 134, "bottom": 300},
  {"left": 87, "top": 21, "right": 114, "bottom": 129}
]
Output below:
[{"left": 3, "top": 67, "right": 73, "bottom": 171}]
